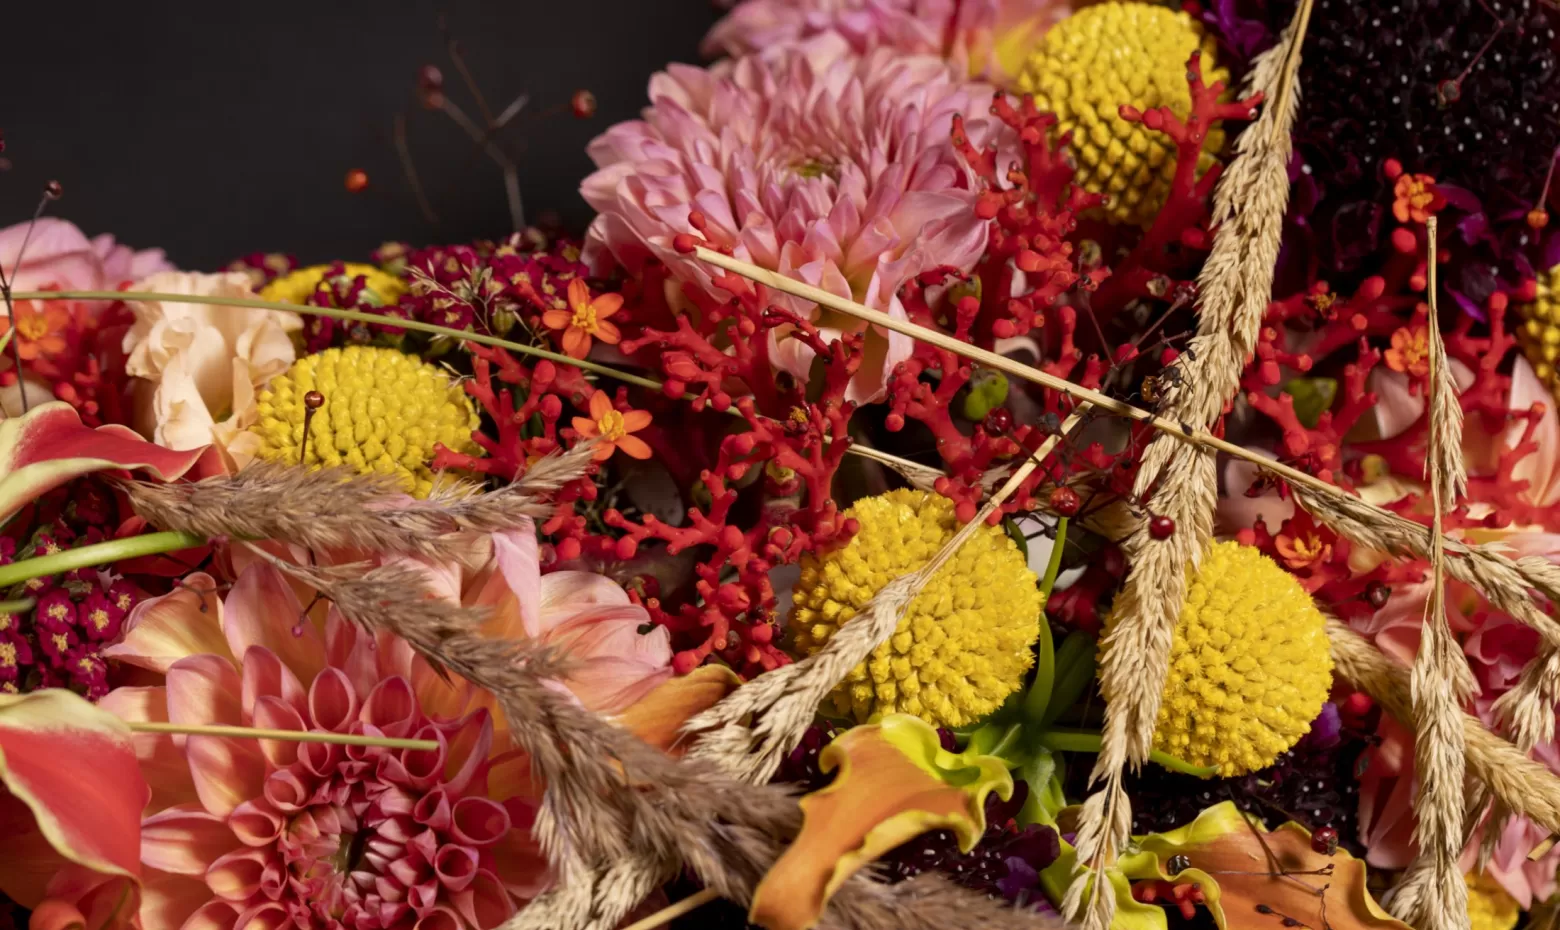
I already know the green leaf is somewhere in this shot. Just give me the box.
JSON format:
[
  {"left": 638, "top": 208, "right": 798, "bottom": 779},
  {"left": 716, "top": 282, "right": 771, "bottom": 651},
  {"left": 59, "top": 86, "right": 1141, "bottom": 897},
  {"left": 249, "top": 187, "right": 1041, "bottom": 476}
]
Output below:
[
  {"left": 1024, "top": 615, "right": 1057, "bottom": 724},
  {"left": 1016, "top": 748, "right": 1069, "bottom": 827},
  {"left": 1040, "top": 631, "right": 1097, "bottom": 729},
  {"left": 1282, "top": 377, "right": 1338, "bottom": 429}
]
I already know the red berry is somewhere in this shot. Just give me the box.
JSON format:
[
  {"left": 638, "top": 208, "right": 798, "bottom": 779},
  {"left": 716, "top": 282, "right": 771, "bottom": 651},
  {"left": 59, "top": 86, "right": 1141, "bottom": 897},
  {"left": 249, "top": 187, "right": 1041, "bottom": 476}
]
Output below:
[
  {"left": 1364, "top": 581, "right": 1391, "bottom": 610},
  {"left": 1310, "top": 825, "right": 1339, "bottom": 856},
  {"left": 344, "top": 169, "right": 369, "bottom": 193},
  {"left": 1148, "top": 515, "right": 1175, "bottom": 539},
  {"left": 983, "top": 407, "right": 1013, "bottom": 434},
  {"left": 1049, "top": 486, "right": 1081, "bottom": 517},
  {"left": 571, "top": 89, "right": 597, "bottom": 119}
]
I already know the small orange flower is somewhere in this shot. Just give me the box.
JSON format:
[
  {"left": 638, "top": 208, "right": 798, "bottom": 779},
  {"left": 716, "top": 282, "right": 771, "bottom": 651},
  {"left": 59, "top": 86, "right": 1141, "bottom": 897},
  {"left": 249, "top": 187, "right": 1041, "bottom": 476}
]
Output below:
[
  {"left": 1392, "top": 173, "right": 1445, "bottom": 225},
  {"left": 1275, "top": 532, "right": 1333, "bottom": 570},
  {"left": 1, "top": 300, "right": 71, "bottom": 361},
  {"left": 1385, "top": 326, "right": 1430, "bottom": 378},
  {"left": 543, "top": 278, "right": 623, "bottom": 359},
  {"left": 572, "top": 389, "right": 653, "bottom": 461}
]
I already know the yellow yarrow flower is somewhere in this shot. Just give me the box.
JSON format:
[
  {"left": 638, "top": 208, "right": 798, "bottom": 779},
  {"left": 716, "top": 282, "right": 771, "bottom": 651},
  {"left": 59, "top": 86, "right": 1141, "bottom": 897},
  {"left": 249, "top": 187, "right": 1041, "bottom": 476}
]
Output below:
[
  {"left": 253, "top": 346, "right": 481, "bottom": 498},
  {"left": 1110, "top": 541, "right": 1332, "bottom": 776},
  {"left": 790, "top": 489, "right": 1042, "bottom": 728},
  {"left": 1465, "top": 871, "right": 1520, "bottom": 930},
  {"left": 259, "top": 263, "right": 407, "bottom": 307},
  {"left": 1015, "top": 1, "right": 1229, "bottom": 226},
  {"left": 1516, "top": 264, "right": 1560, "bottom": 397}
]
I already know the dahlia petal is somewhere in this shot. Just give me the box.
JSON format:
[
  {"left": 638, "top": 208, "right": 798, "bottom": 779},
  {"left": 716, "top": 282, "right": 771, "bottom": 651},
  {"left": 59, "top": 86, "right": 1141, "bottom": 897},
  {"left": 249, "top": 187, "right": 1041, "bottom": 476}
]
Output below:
[
  {"left": 615, "top": 664, "right": 743, "bottom": 755},
  {"left": 97, "top": 686, "right": 199, "bottom": 810},
  {"left": 308, "top": 667, "right": 361, "bottom": 732},
  {"left": 139, "top": 869, "right": 210, "bottom": 930},
  {"left": 103, "top": 575, "right": 230, "bottom": 673},
  {"left": 204, "top": 848, "right": 268, "bottom": 901},
  {"left": 222, "top": 561, "right": 326, "bottom": 687},
  {"left": 434, "top": 844, "right": 480, "bottom": 892},
  {"left": 362, "top": 676, "right": 419, "bottom": 738},
  {"left": 450, "top": 797, "right": 512, "bottom": 848},
  {"left": 166, "top": 654, "right": 244, "bottom": 729},
  {"left": 141, "top": 805, "right": 237, "bottom": 875},
  {"left": 486, "top": 750, "right": 541, "bottom": 805},
  {"left": 491, "top": 804, "right": 551, "bottom": 900},
  {"left": 27, "top": 898, "right": 89, "bottom": 930},
  {"left": 231, "top": 901, "right": 287, "bottom": 930},
  {"left": 414, "top": 788, "right": 454, "bottom": 832},
  {"left": 325, "top": 606, "right": 382, "bottom": 699},
  {"left": 537, "top": 570, "right": 632, "bottom": 619},
  {"left": 0, "top": 690, "right": 146, "bottom": 888},
  {"left": 228, "top": 799, "right": 284, "bottom": 848},
  {"left": 239, "top": 646, "right": 306, "bottom": 721},
  {"left": 249, "top": 696, "right": 305, "bottom": 767},
  {"left": 1507, "top": 355, "right": 1560, "bottom": 507},
  {"left": 440, "top": 712, "right": 494, "bottom": 796},
  {"left": 492, "top": 523, "right": 543, "bottom": 639},
  {"left": 179, "top": 899, "right": 241, "bottom": 930},
  {"left": 453, "top": 870, "right": 515, "bottom": 929},
  {"left": 411, "top": 906, "right": 464, "bottom": 930},
  {"left": 185, "top": 734, "right": 266, "bottom": 819},
  {"left": 399, "top": 727, "right": 450, "bottom": 791}
]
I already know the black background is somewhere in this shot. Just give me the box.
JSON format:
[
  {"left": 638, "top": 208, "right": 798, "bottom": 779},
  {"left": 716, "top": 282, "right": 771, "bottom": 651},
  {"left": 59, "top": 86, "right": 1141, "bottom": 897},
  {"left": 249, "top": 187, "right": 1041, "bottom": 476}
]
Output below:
[{"left": 1, "top": 1, "right": 723, "bottom": 270}]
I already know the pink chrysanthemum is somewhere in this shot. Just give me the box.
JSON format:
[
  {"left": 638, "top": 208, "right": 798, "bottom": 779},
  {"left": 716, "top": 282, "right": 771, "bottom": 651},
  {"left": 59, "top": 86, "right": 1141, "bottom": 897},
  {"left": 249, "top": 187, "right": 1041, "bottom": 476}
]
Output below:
[
  {"left": 701, "top": 0, "right": 1071, "bottom": 84},
  {"left": 581, "top": 35, "right": 1010, "bottom": 402}
]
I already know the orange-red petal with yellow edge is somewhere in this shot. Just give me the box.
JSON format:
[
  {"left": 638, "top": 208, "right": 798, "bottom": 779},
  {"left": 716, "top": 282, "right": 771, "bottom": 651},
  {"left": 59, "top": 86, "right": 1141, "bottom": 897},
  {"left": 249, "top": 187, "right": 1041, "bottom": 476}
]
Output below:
[
  {"left": 0, "top": 690, "right": 146, "bottom": 910},
  {"left": 616, "top": 665, "right": 741, "bottom": 755},
  {"left": 748, "top": 716, "right": 1010, "bottom": 930}
]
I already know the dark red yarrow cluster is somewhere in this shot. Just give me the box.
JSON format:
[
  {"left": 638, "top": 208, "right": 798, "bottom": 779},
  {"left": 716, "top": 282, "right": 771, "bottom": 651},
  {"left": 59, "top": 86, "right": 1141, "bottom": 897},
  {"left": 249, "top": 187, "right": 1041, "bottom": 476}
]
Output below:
[{"left": 0, "top": 478, "right": 151, "bottom": 699}]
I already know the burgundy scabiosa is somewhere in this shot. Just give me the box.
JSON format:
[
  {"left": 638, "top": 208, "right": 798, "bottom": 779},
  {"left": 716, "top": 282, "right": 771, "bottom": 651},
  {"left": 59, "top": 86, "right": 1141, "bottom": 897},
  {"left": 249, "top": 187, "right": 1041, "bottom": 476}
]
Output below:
[{"left": 580, "top": 34, "right": 1012, "bottom": 402}]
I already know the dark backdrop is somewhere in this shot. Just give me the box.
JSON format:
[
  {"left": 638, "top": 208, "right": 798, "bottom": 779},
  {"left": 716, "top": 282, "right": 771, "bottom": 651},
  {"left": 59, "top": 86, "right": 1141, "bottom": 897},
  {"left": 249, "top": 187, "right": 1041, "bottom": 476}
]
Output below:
[{"left": 1, "top": 1, "right": 723, "bottom": 269}]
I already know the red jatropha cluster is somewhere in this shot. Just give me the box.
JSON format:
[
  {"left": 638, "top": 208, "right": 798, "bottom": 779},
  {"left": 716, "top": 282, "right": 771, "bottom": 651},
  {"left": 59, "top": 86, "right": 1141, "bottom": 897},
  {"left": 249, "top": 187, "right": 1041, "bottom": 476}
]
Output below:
[
  {"left": 1234, "top": 158, "right": 1551, "bottom": 616},
  {"left": 0, "top": 293, "right": 138, "bottom": 426}
]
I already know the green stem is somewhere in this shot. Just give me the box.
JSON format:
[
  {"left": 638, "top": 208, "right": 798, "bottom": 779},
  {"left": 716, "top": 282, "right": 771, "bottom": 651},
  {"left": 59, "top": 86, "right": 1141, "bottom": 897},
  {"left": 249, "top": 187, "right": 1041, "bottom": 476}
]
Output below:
[
  {"left": 1038, "top": 516, "right": 1068, "bottom": 600},
  {"left": 13, "top": 290, "right": 939, "bottom": 479},
  {"left": 1022, "top": 517, "right": 1071, "bottom": 724},
  {"left": 0, "top": 532, "right": 206, "bottom": 589},
  {"left": 1034, "top": 727, "right": 1219, "bottom": 778},
  {"left": 0, "top": 598, "right": 36, "bottom": 614},
  {"left": 11, "top": 290, "right": 667, "bottom": 391}
]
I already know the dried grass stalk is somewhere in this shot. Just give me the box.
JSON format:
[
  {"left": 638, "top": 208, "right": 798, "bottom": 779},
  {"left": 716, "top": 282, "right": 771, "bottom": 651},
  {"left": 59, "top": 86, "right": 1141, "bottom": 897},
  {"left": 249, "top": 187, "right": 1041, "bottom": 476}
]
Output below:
[
  {"left": 1329, "top": 617, "right": 1560, "bottom": 835},
  {"left": 1393, "top": 217, "right": 1472, "bottom": 930},
  {"left": 1066, "top": 5, "right": 1311, "bottom": 924},
  {"left": 241, "top": 549, "right": 1064, "bottom": 930},
  {"left": 122, "top": 443, "right": 597, "bottom": 561},
  {"left": 686, "top": 412, "right": 1083, "bottom": 784}
]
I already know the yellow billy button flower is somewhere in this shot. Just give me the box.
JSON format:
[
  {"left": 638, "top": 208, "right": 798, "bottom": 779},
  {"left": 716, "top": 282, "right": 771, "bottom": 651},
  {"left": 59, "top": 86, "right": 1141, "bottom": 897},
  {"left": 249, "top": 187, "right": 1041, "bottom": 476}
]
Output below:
[
  {"left": 1516, "top": 264, "right": 1560, "bottom": 396},
  {"left": 253, "top": 345, "right": 482, "bottom": 497},
  {"left": 1110, "top": 541, "right": 1332, "bottom": 777},
  {"left": 1014, "top": 1, "right": 1228, "bottom": 226},
  {"left": 790, "top": 489, "right": 1042, "bottom": 728},
  {"left": 259, "top": 262, "right": 407, "bottom": 306},
  {"left": 1465, "top": 871, "right": 1520, "bottom": 930}
]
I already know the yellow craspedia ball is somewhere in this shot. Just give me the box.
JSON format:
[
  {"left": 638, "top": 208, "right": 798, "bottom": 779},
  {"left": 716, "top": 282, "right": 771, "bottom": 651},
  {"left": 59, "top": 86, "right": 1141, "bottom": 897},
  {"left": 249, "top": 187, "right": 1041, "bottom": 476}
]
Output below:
[
  {"left": 1117, "top": 541, "right": 1332, "bottom": 777},
  {"left": 1516, "top": 264, "right": 1560, "bottom": 396},
  {"left": 1465, "top": 871, "right": 1520, "bottom": 930},
  {"left": 259, "top": 263, "right": 407, "bottom": 306},
  {"left": 1015, "top": 1, "right": 1229, "bottom": 226},
  {"left": 790, "top": 489, "right": 1043, "bottom": 728},
  {"left": 253, "top": 346, "right": 481, "bottom": 498}
]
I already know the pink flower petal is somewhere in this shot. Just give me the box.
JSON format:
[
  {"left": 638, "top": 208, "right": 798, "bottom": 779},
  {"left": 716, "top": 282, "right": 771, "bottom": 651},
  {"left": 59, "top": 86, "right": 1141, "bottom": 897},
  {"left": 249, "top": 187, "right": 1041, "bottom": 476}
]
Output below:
[
  {"left": 222, "top": 561, "right": 326, "bottom": 687},
  {"left": 166, "top": 654, "right": 244, "bottom": 729},
  {"left": 493, "top": 524, "right": 543, "bottom": 637},
  {"left": 185, "top": 734, "right": 266, "bottom": 819},
  {"left": 140, "top": 805, "right": 237, "bottom": 876},
  {"left": 1506, "top": 355, "right": 1560, "bottom": 507},
  {"left": 103, "top": 575, "right": 230, "bottom": 673},
  {"left": 96, "top": 687, "right": 198, "bottom": 811}
]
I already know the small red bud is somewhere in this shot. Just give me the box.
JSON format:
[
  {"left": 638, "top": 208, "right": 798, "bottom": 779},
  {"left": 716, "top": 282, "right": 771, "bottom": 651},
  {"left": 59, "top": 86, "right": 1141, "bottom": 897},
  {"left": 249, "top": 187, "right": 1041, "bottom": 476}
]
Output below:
[
  {"left": 344, "top": 169, "right": 369, "bottom": 194},
  {"left": 955, "top": 500, "right": 978, "bottom": 524},
  {"left": 749, "top": 623, "right": 774, "bottom": 644},
  {"left": 1382, "top": 158, "right": 1404, "bottom": 180},
  {"left": 555, "top": 537, "right": 582, "bottom": 561},
  {"left": 539, "top": 394, "right": 563, "bottom": 418},
  {"left": 885, "top": 412, "right": 905, "bottom": 431},
  {"left": 1049, "top": 486, "right": 1081, "bottom": 517},
  {"left": 1148, "top": 515, "right": 1175, "bottom": 539},
  {"left": 1489, "top": 292, "right": 1509, "bottom": 313},
  {"left": 672, "top": 651, "right": 701, "bottom": 675},
  {"left": 570, "top": 89, "right": 597, "bottom": 119},
  {"left": 672, "top": 233, "right": 698, "bottom": 254},
  {"left": 615, "top": 536, "right": 639, "bottom": 560},
  {"left": 1529, "top": 209, "right": 1551, "bottom": 230}
]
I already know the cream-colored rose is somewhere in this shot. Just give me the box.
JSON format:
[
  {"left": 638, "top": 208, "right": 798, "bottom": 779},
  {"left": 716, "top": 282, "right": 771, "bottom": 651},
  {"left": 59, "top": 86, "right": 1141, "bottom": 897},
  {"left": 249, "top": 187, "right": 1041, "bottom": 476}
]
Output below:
[{"left": 123, "top": 271, "right": 302, "bottom": 470}]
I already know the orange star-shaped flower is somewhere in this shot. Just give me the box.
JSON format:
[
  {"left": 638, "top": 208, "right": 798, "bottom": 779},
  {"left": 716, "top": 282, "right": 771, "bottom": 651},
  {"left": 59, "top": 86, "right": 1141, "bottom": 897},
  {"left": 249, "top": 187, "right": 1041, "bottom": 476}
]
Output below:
[
  {"left": 1392, "top": 172, "right": 1445, "bottom": 225},
  {"left": 1384, "top": 325, "right": 1430, "bottom": 378},
  {"left": 1, "top": 300, "right": 72, "bottom": 361},
  {"left": 572, "top": 389, "right": 652, "bottom": 461},
  {"left": 543, "top": 279, "right": 623, "bottom": 359}
]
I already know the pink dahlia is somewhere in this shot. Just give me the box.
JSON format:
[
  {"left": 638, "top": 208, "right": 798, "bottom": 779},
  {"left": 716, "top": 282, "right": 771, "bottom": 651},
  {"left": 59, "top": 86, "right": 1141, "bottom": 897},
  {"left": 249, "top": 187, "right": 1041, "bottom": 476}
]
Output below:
[
  {"left": 701, "top": 0, "right": 1071, "bottom": 84},
  {"left": 99, "top": 561, "right": 551, "bottom": 929},
  {"left": 581, "top": 34, "right": 1010, "bottom": 402}
]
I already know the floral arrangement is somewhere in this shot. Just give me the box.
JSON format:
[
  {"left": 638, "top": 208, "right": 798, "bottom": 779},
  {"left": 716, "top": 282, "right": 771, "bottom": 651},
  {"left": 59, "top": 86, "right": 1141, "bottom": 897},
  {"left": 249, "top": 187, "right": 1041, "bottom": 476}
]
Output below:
[{"left": 3, "top": 2, "right": 1560, "bottom": 930}]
